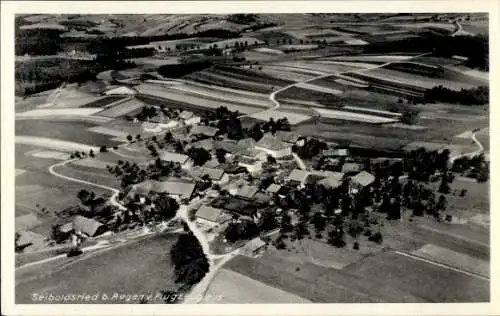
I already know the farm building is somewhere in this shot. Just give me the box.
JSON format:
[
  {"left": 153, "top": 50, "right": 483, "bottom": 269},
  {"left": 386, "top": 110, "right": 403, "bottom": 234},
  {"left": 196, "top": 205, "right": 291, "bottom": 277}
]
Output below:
[
  {"left": 241, "top": 237, "right": 267, "bottom": 257},
  {"left": 190, "top": 125, "right": 219, "bottom": 138},
  {"left": 238, "top": 156, "right": 264, "bottom": 174},
  {"left": 349, "top": 171, "right": 376, "bottom": 194},
  {"left": 142, "top": 121, "right": 163, "bottom": 133},
  {"left": 317, "top": 176, "right": 343, "bottom": 189},
  {"left": 191, "top": 167, "right": 229, "bottom": 185},
  {"left": 255, "top": 134, "right": 292, "bottom": 158},
  {"left": 195, "top": 205, "right": 231, "bottom": 227},
  {"left": 60, "top": 215, "right": 107, "bottom": 238},
  {"left": 275, "top": 131, "right": 300, "bottom": 144},
  {"left": 287, "top": 169, "right": 309, "bottom": 186},
  {"left": 211, "top": 196, "right": 259, "bottom": 220},
  {"left": 159, "top": 151, "right": 193, "bottom": 170},
  {"left": 130, "top": 179, "right": 195, "bottom": 201},
  {"left": 235, "top": 184, "right": 259, "bottom": 200},
  {"left": 341, "top": 162, "right": 363, "bottom": 174},
  {"left": 322, "top": 148, "right": 350, "bottom": 157},
  {"left": 178, "top": 110, "right": 201, "bottom": 125},
  {"left": 104, "top": 86, "right": 137, "bottom": 95},
  {"left": 266, "top": 183, "right": 282, "bottom": 194},
  {"left": 189, "top": 139, "right": 215, "bottom": 151}
]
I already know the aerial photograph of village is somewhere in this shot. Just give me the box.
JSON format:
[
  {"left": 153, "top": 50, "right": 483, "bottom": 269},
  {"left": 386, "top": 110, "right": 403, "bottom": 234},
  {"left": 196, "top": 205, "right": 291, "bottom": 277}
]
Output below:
[{"left": 13, "top": 13, "right": 489, "bottom": 304}]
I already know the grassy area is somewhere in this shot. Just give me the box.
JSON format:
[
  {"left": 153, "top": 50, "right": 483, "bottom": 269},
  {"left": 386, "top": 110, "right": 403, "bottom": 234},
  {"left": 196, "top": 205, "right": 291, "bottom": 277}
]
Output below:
[
  {"left": 80, "top": 96, "right": 128, "bottom": 108},
  {"left": 16, "top": 120, "right": 121, "bottom": 148},
  {"left": 16, "top": 233, "right": 179, "bottom": 304}
]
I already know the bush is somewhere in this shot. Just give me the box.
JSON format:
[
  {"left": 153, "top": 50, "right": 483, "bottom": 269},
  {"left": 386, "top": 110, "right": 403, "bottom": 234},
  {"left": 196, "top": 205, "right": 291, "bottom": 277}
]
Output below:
[
  {"left": 353, "top": 242, "right": 360, "bottom": 250},
  {"left": 368, "top": 232, "right": 383, "bottom": 244},
  {"left": 99, "top": 146, "right": 107, "bottom": 153}
]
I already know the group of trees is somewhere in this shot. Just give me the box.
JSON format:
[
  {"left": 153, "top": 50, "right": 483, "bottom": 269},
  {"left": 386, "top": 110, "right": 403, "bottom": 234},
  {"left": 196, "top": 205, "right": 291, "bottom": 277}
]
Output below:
[
  {"left": 107, "top": 160, "right": 147, "bottom": 188},
  {"left": 293, "top": 138, "right": 328, "bottom": 159},
  {"left": 364, "top": 33, "right": 488, "bottom": 71},
  {"left": 452, "top": 153, "right": 489, "bottom": 182},
  {"left": 423, "top": 85, "right": 489, "bottom": 105},
  {"left": 170, "top": 232, "right": 209, "bottom": 287},
  {"left": 402, "top": 148, "right": 450, "bottom": 182},
  {"left": 157, "top": 61, "right": 213, "bottom": 78},
  {"left": 186, "top": 147, "right": 212, "bottom": 166}
]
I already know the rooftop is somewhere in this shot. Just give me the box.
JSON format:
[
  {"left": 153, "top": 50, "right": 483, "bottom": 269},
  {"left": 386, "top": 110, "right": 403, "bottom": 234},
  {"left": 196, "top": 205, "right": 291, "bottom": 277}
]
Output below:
[
  {"left": 132, "top": 179, "right": 195, "bottom": 199},
  {"left": 189, "top": 139, "right": 215, "bottom": 151},
  {"left": 287, "top": 169, "right": 309, "bottom": 183},
  {"left": 322, "top": 148, "right": 350, "bottom": 157},
  {"left": 236, "top": 184, "right": 259, "bottom": 199},
  {"left": 256, "top": 134, "right": 290, "bottom": 151},
  {"left": 341, "top": 162, "right": 363, "bottom": 173},
  {"left": 317, "top": 176, "right": 342, "bottom": 189},
  {"left": 190, "top": 125, "right": 219, "bottom": 137},
  {"left": 195, "top": 205, "right": 230, "bottom": 223},
  {"left": 275, "top": 131, "right": 300, "bottom": 143},
  {"left": 266, "top": 183, "right": 282, "bottom": 193},
  {"left": 178, "top": 110, "right": 195, "bottom": 120},
  {"left": 159, "top": 151, "right": 190, "bottom": 164},
  {"left": 191, "top": 167, "right": 225, "bottom": 181},
  {"left": 351, "top": 171, "right": 375, "bottom": 187},
  {"left": 71, "top": 215, "right": 105, "bottom": 237}
]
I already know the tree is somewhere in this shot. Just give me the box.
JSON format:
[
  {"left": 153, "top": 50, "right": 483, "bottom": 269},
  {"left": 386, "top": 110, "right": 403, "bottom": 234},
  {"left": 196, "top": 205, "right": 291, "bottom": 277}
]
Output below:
[
  {"left": 170, "top": 232, "right": 209, "bottom": 286},
  {"left": 267, "top": 155, "right": 276, "bottom": 164},
  {"left": 368, "top": 231, "right": 383, "bottom": 244},
  {"left": 89, "top": 149, "right": 95, "bottom": 158},
  {"left": 311, "top": 212, "right": 326, "bottom": 233},
  {"left": 187, "top": 147, "right": 211, "bottom": 166},
  {"left": 280, "top": 212, "right": 293, "bottom": 233},
  {"left": 100, "top": 146, "right": 107, "bottom": 153},
  {"left": 224, "top": 220, "right": 259, "bottom": 243},
  {"left": 258, "top": 211, "right": 278, "bottom": 232},
  {"left": 156, "top": 193, "right": 179, "bottom": 220},
  {"left": 327, "top": 227, "right": 346, "bottom": 248},
  {"left": 136, "top": 134, "right": 142, "bottom": 141},
  {"left": 126, "top": 134, "right": 133, "bottom": 142},
  {"left": 215, "top": 148, "right": 226, "bottom": 163},
  {"left": 438, "top": 173, "right": 450, "bottom": 194}
]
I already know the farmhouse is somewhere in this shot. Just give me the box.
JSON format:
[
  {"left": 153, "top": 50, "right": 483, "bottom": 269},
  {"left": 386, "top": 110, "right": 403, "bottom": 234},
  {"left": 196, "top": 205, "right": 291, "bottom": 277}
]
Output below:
[
  {"left": 60, "top": 215, "right": 107, "bottom": 238},
  {"left": 142, "top": 121, "right": 162, "bottom": 133},
  {"left": 190, "top": 125, "right": 219, "bottom": 138},
  {"left": 202, "top": 158, "right": 220, "bottom": 168},
  {"left": 266, "top": 183, "right": 282, "bottom": 194},
  {"left": 238, "top": 156, "right": 264, "bottom": 174},
  {"left": 195, "top": 205, "right": 231, "bottom": 227},
  {"left": 191, "top": 167, "right": 229, "bottom": 185},
  {"left": 159, "top": 151, "right": 193, "bottom": 170},
  {"left": 104, "top": 86, "right": 137, "bottom": 95},
  {"left": 178, "top": 110, "right": 201, "bottom": 125},
  {"left": 241, "top": 237, "right": 266, "bottom": 257},
  {"left": 189, "top": 139, "right": 215, "bottom": 151},
  {"left": 131, "top": 179, "right": 195, "bottom": 200},
  {"left": 235, "top": 184, "right": 259, "bottom": 200},
  {"left": 275, "top": 131, "right": 300, "bottom": 144},
  {"left": 341, "top": 162, "right": 363, "bottom": 174},
  {"left": 322, "top": 148, "right": 350, "bottom": 157},
  {"left": 349, "top": 171, "right": 375, "bottom": 194},
  {"left": 255, "top": 134, "right": 292, "bottom": 158},
  {"left": 317, "top": 176, "right": 343, "bottom": 189},
  {"left": 286, "top": 169, "right": 309, "bottom": 186}
]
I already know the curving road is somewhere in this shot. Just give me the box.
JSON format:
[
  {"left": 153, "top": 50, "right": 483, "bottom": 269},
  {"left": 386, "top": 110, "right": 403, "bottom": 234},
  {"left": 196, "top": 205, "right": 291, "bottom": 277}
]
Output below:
[
  {"left": 48, "top": 159, "right": 126, "bottom": 211},
  {"left": 449, "top": 129, "right": 484, "bottom": 163}
]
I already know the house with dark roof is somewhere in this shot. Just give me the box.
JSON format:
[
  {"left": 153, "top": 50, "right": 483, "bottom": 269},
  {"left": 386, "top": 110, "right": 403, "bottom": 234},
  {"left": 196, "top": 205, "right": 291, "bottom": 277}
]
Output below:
[
  {"left": 238, "top": 156, "right": 264, "bottom": 174},
  {"left": 255, "top": 134, "right": 292, "bottom": 158},
  {"left": 195, "top": 205, "right": 231, "bottom": 227}
]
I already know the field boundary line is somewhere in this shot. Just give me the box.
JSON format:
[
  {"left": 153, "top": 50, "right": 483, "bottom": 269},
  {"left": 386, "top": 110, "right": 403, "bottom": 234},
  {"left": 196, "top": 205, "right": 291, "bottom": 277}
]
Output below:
[{"left": 394, "top": 250, "right": 489, "bottom": 281}]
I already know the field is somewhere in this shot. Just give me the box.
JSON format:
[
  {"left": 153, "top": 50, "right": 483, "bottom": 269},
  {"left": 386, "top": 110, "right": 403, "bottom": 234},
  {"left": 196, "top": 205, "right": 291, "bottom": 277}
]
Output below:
[
  {"left": 203, "top": 268, "right": 310, "bottom": 303},
  {"left": 15, "top": 233, "right": 179, "bottom": 304},
  {"left": 96, "top": 98, "right": 147, "bottom": 118},
  {"left": 16, "top": 120, "right": 121, "bottom": 148}
]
